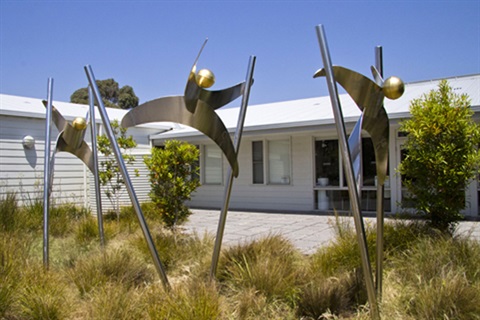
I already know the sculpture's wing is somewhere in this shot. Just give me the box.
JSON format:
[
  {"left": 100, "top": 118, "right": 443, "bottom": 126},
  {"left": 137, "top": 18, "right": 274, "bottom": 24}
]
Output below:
[
  {"left": 55, "top": 134, "right": 95, "bottom": 173},
  {"left": 121, "top": 96, "right": 185, "bottom": 128},
  {"left": 363, "top": 107, "right": 389, "bottom": 186},
  {"left": 199, "top": 82, "right": 246, "bottom": 110},
  {"left": 190, "top": 99, "right": 239, "bottom": 177},
  {"left": 314, "top": 66, "right": 384, "bottom": 111},
  {"left": 42, "top": 100, "right": 67, "bottom": 131},
  {"left": 370, "top": 66, "right": 384, "bottom": 87},
  {"left": 120, "top": 96, "right": 239, "bottom": 177},
  {"left": 348, "top": 113, "right": 364, "bottom": 190},
  {"left": 314, "top": 66, "right": 389, "bottom": 185}
]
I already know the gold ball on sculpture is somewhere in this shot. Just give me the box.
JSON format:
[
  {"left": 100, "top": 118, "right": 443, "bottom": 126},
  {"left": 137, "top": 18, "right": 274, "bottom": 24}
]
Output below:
[
  {"left": 72, "top": 117, "right": 87, "bottom": 130},
  {"left": 383, "top": 76, "right": 405, "bottom": 100},
  {"left": 196, "top": 69, "right": 215, "bottom": 88}
]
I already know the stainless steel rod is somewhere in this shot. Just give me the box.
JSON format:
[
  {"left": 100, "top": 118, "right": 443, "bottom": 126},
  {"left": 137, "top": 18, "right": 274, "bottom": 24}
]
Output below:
[
  {"left": 375, "top": 45, "right": 384, "bottom": 300},
  {"left": 316, "top": 25, "right": 379, "bottom": 319},
  {"left": 210, "top": 56, "right": 256, "bottom": 278},
  {"left": 84, "top": 65, "right": 170, "bottom": 289},
  {"left": 88, "top": 85, "right": 105, "bottom": 247},
  {"left": 43, "top": 78, "right": 54, "bottom": 269}
]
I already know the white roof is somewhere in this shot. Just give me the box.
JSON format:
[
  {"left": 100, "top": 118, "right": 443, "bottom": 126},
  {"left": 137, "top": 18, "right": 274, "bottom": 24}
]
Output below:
[
  {"left": 154, "top": 73, "right": 480, "bottom": 139},
  {"left": 0, "top": 93, "right": 172, "bottom": 130},
  {"left": 2, "top": 74, "right": 479, "bottom": 137}
]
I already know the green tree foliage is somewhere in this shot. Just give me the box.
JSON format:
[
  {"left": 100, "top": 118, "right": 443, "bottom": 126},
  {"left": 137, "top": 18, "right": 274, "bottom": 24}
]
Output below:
[
  {"left": 70, "top": 79, "right": 139, "bottom": 109},
  {"left": 144, "top": 140, "right": 201, "bottom": 228},
  {"left": 97, "top": 120, "right": 138, "bottom": 219},
  {"left": 399, "top": 80, "right": 480, "bottom": 233}
]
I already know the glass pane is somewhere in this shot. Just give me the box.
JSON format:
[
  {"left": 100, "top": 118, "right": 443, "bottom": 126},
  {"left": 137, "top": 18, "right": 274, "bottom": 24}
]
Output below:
[
  {"left": 268, "top": 140, "right": 290, "bottom": 184},
  {"left": 252, "top": 141, "right": 264, "bottom": 184},
  {"left": 315, "top": 140, "right": 339, "bottom": 186},
  {"left": 362, "top": 138, "right": 376, "bottom": 186},
  {"left": 204, "top": 145, "right": 222, "bottom": 184},
  {"left": 315, "top": 190, "right": 391, "bottom": 212}
]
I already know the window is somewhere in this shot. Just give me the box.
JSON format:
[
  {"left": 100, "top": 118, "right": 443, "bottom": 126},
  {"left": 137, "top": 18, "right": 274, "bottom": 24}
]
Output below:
[
  {"left": 203, "top": 144, "right": 222, "bottom": 184},
  {"left": 252, "top": 139, "right": 291, "bottom": 185},
  {"left": 268, "top": 140, "right": 291, "bottom": 184},
  {"left": 314, "top": 137, "right": 391, "bottom": 212},
  {"left": 252, "top": 141, "right": 264, "bottom": 184},
  {"left": 315, "top": 139, "right": 340, "bottom": 186}
]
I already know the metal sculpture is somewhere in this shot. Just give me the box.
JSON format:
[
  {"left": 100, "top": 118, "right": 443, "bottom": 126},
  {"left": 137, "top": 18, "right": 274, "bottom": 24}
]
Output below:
[
  {"left": 42, "top": 80, "right": 105, "bottom": 269},
  {"left": 85, "top": 65, "right": 170, "bottom": 289},
  {"left": 121, "top": 39, "right": 249, "bottom": 177},
  {"left": 120, "top": 39, "right": 256, "bottom": 278},
  {"left": 314, "top": 24, "right": 404, "bottom": 319}
]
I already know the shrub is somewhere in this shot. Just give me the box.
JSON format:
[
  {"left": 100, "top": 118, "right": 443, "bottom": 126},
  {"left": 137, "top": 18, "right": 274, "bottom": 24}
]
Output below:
[
  {"left": 399, "top": 80, "right": 480, "bottom": 233},
  {"left": 144, "top": 140, "right": 200, "bottom": 228},
  {"left": 97, "top": 119, "right": 139, "bottom": 220}
]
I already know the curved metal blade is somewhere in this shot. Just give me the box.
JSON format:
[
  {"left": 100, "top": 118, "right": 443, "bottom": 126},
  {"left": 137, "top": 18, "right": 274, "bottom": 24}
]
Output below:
[
  {"left": 348, "top": 113, "right": 364, "bottom": 190},
  {"left": 314, "top": 66, "right": 384, "bottom": 111},
  {"left": 121, "top": 96, "right": 239, "bottom": 177},
  {"left": 42, "top": 100, "right": 67, "bottom": 132},
  {"left": 56, "top": 135, "right": 95, "bottom": 173}
]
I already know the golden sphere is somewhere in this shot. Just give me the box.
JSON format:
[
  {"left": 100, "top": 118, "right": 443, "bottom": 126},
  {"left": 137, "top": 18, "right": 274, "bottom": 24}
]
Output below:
[
  {"left": 383, "top": 76, "right": 405, "bottom": 100},
  {"left": 72, "top": 117, "right": 87, "bottom": 130},
  {"left": 195, "top": 69, "right": 215, "bottom": 88}
]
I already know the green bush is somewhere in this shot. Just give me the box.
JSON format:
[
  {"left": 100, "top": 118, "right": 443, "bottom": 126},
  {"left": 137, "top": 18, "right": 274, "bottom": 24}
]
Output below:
[
  {"left": 399, "top": 80, "right": 480, "bottom": 233},
  {"left": 144, "top": 140, "right": 200, "bottom": 228}
]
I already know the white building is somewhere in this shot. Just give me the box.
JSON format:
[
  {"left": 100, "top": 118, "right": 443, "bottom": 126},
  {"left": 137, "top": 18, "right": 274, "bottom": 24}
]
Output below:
[
  {"left": 0, "top": 94, "right": 168, "bottom": 209},
  {"left": 1, "top": 74, "right": 479, "bottom": 217}
]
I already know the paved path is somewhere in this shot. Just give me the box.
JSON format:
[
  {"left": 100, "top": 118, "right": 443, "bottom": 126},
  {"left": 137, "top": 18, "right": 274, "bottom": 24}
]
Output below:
[{"left": 184, "top": 209, "right": 480, "bottom": 254}]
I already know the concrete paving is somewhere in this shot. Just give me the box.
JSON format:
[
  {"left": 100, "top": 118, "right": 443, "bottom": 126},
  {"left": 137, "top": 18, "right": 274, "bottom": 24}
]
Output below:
[{"left": 183, "top": 209, "right": 480, "bottom": 254}]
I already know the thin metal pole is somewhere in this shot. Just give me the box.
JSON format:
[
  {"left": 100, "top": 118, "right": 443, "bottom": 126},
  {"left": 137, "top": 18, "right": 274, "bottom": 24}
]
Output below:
[
  {"left": 84, "top": 65, "right": 170, "bottom": 289},
  {"left": 316, "top": 25, "right": 379, "bottom": 319},
  {"left": 43, "top": 78, "right": 54, "bottom": 269},
  {"left": 210, "top": 56, "right": 256, "bottom": 279},
  {"left": 88, "top": 85, "right": 105, "bottom": 247},
  {"left": 375, "top": 46, "right": 385, "bottom": 300}
]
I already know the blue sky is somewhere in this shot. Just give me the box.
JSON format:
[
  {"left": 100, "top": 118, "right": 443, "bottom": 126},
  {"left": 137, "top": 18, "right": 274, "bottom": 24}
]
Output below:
[{"left": 1, "top": 1, "right": 479, "bottom": 106}]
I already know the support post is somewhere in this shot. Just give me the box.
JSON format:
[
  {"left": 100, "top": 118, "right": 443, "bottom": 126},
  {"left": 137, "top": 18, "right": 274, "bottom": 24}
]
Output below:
[
  {"left": 43, "top": 78, "right": 54, "bottom": 269},
  {"left": 315, "top": 25, "right": 379, "bottom": 319},
  {"left": 375, "top": 45, "right": 385, "bottom": 300},
  {"left": 210, "top": 56, "right": 256, "bottom": 278},
  {"left": 88, "top": 85, "right": 105, "bottom": 247},
  {"left": 85, "top": 65, "right": 170, "bottom": 290}
]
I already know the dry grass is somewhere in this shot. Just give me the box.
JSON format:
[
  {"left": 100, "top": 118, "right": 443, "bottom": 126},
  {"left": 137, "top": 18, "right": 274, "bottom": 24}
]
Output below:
[{"left": 1, "top": 195, "right": 479, "bottom": 319}]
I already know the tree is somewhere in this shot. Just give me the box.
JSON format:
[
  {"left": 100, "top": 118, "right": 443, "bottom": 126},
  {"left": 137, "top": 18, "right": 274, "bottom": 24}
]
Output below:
[
  {"left": 144, "top": 140, "right": 201, "bottom": 228},
  {"left": 399, "top": 80, "right": 480, "bottom": 233},
  {"left": 70, "top": 79, "right": 139, "bottom": 109},
  {"left": 97, "top": 120, "right": 139, "bottom": 219}
]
